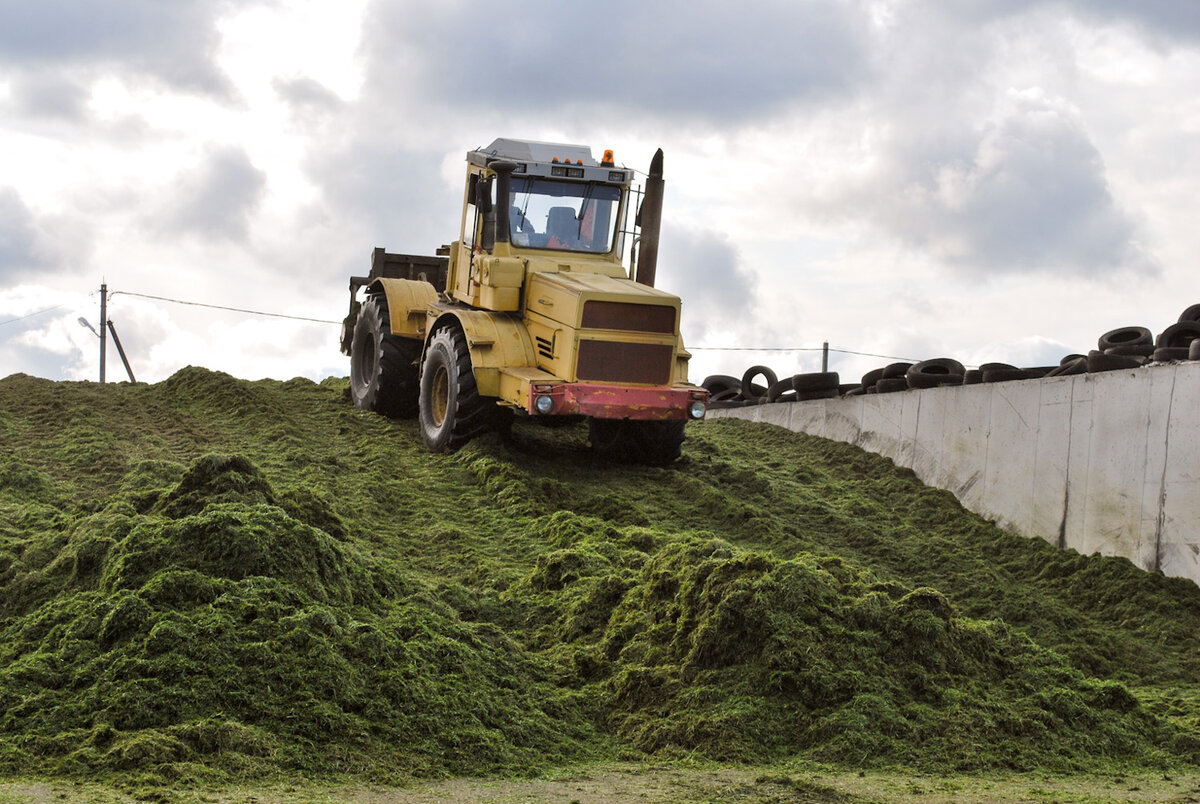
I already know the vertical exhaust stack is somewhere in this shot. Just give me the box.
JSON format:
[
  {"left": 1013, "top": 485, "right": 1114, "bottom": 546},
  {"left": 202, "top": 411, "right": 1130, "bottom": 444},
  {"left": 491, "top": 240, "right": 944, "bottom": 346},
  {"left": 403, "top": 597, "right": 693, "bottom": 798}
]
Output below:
[{"left": 635, "top": 149, "right": 664, "bottom": 288}]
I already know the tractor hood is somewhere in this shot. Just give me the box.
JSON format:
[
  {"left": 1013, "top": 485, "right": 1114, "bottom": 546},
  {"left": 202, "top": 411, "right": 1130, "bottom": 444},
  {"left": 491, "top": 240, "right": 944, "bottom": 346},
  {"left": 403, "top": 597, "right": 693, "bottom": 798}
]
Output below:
[{"left": 525, "top": 271, "right": 681, "bottom": 334}]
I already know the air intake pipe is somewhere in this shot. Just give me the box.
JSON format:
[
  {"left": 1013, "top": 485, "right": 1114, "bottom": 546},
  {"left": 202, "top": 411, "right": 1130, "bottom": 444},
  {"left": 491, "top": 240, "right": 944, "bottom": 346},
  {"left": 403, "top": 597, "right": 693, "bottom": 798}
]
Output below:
[
  {"left": 635, "top": 149, "right": 664, "bottom": 288},
  {"left": 490, "top": 160, "right": 517, "bottom": 245}
]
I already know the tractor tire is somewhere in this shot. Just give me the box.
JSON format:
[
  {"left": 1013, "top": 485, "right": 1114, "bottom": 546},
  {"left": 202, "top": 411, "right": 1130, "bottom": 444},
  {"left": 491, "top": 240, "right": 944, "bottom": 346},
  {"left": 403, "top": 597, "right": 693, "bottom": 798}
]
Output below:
[
  {"left": 1178, "top": 304, "right": 1200, "bottom": 324},
  {"left": 419, "top": 325, "right": 496, "bottom": 452},
  {"left": 349, "top": 295, "right": 421, "bottom": 417},
  {"left": 589, "top": 419, "right": 685, "bottom": 466}
]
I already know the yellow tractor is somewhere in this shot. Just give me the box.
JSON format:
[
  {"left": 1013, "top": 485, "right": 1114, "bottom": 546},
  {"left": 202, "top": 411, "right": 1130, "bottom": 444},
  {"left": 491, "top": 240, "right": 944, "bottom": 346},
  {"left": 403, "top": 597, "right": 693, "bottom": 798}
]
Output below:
[{"left": 339, "top": 138, "right": 707, "bottom": 465}]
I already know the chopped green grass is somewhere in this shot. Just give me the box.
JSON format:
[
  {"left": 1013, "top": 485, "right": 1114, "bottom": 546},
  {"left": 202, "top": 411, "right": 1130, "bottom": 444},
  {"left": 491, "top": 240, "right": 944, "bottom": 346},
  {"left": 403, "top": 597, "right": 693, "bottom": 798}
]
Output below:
[{"left": 1, "top": 367, "right": 1198, "bottom": 787}]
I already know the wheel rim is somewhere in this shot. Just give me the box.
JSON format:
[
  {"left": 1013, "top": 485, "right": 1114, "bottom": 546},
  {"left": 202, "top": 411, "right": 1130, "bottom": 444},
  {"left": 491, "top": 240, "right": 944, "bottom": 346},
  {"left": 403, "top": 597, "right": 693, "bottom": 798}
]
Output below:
[{"left": 431, "top": 364, "right": 449, "bottom": 426}]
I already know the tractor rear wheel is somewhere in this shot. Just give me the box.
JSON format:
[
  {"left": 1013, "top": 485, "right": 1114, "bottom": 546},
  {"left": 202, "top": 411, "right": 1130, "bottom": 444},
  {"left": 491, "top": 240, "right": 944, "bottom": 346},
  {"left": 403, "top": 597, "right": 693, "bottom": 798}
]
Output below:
[
  {"left": 419, "top": 326, "right": 495, "bottom": 452},
  {"left": 349, "top": 295, "right": 421, "bottom": 417},
  {"left": 588, "top": 419, "right": 685, "bottom": 466}
]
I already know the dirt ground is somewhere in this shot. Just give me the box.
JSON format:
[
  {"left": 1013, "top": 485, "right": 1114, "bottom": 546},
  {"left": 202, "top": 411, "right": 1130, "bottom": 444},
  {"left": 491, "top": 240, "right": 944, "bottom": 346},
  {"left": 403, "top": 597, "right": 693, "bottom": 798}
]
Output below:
[{"left": 4, "top": 765, "right": 1200, "bottom": 804}]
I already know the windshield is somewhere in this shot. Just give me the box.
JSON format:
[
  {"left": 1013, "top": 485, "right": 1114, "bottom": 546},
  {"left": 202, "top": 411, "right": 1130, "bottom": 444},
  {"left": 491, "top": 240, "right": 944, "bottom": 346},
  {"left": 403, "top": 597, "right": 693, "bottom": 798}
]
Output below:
[{"left": 508, "top": 177, "right": 621, "bottom": 253}]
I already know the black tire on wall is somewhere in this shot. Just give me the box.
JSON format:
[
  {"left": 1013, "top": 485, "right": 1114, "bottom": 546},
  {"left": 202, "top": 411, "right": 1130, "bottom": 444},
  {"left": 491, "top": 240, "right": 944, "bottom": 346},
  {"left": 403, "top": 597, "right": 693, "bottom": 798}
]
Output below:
[
  {"left": 1156, "top": 321, "right": 1200, "bottom": 349},
  {"left": 792, "top": 371, "right": 840, "bottom": 392},
  {"left": 906, "top": 358, "right": 965, "bottom": 389},
  {"left": 881, "top": 362, "right": 913, "bottom": 379},
  {"left": 1153, "top": 347, "right": 1191, "bottom": 362},
  {"left": 702, "top": 375, "right": 743, "bottom": 402},
  {"left": 1097, "top": 326, "right": 1152, "bottom": 351},
  {"left": 1087, "top": 350, "right": 1144, "bottom": 373},
  {"left": 861, "top": 368, "right": 885, "bottom": 390},
  {"left": 741, "top": 366, "right": 778, "bottom": 400},
  {"left": 350, "top": 295, "right": 421, "bottom": 417},
  {"left": 875, "top": 377, "right": 909, "bottom": 394},
  {"left": 982, "top": 368, "right": 1037, "bottom": 383},
  {"left": 1047, "top": 356, "right": 1088, "bottom": 377},
  {"left": 1104, "top": 344, "right": 1156, "bottom": 357},
  {"left": 1178, "top": 304, "right": 1200, "bottom": 323},
  {"left": 766, "top": 376, "right": 795, "bottom": 402}
]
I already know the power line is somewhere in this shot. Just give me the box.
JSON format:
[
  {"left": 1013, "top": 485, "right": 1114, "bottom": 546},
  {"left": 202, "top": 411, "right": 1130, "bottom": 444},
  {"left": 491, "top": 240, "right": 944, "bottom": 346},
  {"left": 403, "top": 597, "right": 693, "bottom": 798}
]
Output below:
[
  {"left": 692, "top": 345, "right": 923, "bottom": 363},
  {"left": 0, "top": 304, "right": 68, "bottom": 327},
  {"left": 109, "top": 290, "right": 339, "bottom": 324}
]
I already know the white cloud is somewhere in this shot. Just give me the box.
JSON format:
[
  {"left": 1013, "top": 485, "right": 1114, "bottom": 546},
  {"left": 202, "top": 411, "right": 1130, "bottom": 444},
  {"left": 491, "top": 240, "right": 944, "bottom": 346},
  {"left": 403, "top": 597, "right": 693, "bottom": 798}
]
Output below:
[{"left": 0, "top": 0, "right": 1197, "bottom": 389}]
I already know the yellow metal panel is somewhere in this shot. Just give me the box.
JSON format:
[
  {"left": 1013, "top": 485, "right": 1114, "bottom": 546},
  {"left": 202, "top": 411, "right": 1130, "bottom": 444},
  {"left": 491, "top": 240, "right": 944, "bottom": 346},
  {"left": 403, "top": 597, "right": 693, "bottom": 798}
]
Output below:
[
  {"left": 479, "top": 285, "right": 520, "bottom": 311},
  {"left": 526, "top": 272, "right": 681, "bottom": 330},
  {"left": 372, "top": 278, "right": 439, "bottom": 338},
  {"left": 498, "top": 365, "right": 562, "bottom": 408},
  {"left": 432, "top": 310, "right": 538, "bottom": 400},
  {"left": 479, "top": 256, "right": 525, "bottom": 288}
]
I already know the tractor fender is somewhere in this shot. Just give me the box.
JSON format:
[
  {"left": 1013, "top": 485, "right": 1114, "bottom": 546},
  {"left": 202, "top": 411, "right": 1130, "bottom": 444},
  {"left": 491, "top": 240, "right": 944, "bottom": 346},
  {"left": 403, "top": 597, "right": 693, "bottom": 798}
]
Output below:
[
  {"left": 427, "top": 310, "right": 537, "bottom": 398},
  {"left": 368, "top": 278, "right": 439, "bottom": 338}
]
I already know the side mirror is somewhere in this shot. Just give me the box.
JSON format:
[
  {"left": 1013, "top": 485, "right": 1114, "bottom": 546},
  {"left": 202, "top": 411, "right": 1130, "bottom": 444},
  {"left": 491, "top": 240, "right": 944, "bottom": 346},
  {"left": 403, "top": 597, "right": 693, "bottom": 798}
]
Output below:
[{"left": 475, "top": 176, "right": 494, "bottom": 214}]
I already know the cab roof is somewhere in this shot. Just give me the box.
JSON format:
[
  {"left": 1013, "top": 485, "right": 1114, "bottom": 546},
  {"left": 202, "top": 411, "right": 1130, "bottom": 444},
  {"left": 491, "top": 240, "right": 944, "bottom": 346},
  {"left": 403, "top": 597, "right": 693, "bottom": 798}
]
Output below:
[{"left": 473, "top": 138, "right": 596, "bottom": 166}]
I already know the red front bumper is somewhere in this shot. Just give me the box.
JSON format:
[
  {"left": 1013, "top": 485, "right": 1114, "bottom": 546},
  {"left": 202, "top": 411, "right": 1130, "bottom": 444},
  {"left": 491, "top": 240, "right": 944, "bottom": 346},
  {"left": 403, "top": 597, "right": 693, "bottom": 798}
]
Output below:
[{"left": 527, "top": 382, "right": 708, "bottom": 420}]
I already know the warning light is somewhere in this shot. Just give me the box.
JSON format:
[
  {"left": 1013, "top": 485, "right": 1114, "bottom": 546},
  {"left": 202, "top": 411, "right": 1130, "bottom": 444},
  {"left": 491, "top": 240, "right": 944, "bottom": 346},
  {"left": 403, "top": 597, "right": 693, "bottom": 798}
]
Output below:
[{"left": 601, "top": 149, "right": 615, "bottom": 167}]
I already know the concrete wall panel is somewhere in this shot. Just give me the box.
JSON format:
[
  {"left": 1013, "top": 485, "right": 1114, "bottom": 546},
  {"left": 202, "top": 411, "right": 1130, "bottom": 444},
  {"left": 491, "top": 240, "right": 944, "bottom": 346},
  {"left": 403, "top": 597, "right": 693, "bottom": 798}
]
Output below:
[
  {"left": 707, "top": 361, "right": 1200, "bottom": 585},
  {"left": 1080, "top": 371, "right": 1151, "bottom": 565},
  {"left": 1031, "top": 378, "right": 1074, "bottom": 547}
]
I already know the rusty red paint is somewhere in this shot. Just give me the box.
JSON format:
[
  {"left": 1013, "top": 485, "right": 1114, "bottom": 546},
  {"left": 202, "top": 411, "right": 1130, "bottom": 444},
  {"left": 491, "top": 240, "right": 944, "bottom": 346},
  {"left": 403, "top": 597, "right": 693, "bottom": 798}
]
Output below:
[{"left": 527, "top": 382, "right": 707, "bottom": 420}]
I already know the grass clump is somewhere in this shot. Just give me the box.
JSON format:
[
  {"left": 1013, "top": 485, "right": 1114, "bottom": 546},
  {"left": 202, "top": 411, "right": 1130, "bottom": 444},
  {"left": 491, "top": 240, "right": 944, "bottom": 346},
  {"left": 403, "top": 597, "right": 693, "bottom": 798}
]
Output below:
[{"left": 1, "top": 367, "right": 1199, "bottom": 786}]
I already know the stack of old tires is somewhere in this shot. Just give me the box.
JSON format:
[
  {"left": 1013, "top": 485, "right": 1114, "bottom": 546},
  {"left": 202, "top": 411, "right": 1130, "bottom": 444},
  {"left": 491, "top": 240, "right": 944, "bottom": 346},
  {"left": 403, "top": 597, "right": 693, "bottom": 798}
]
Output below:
[
  {"left": 701, "top": 303, "right": 1200, "bottom": 407},
  {"left": 702, "top": 366, "right": 840, "bottom": 409},
  {"left": 1083, "top": 303, "right": 1200, "bottom": 373}
]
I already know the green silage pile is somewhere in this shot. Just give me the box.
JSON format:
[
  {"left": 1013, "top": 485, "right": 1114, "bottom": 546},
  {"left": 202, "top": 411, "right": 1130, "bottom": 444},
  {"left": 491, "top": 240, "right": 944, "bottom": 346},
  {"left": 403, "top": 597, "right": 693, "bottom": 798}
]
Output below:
[{"left": 1, "top": 367, "right": 1199, "bottom": 785}]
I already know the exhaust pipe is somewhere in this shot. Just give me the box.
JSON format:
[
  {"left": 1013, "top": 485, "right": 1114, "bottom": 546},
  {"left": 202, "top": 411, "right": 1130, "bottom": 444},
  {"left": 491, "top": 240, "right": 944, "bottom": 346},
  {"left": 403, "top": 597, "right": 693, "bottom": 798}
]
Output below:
[{"left": 635, "top": 149, "right": 664, "bottom": 288}]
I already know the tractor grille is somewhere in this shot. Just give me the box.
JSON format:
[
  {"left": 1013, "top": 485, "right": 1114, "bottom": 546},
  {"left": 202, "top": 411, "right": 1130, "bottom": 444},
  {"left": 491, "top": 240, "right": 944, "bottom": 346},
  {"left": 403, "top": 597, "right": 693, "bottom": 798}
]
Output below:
[
  {"left": 581, "top": 301, "right": 675, "bottom": 334},
  {"left": 576, "top": 340, "right": 673, "bottom": 385}
]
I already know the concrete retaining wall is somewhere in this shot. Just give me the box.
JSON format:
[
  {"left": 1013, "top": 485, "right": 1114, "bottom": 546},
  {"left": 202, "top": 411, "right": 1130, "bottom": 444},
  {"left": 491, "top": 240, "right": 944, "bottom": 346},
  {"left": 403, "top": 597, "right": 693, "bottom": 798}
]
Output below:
[{"left": 707, "top": 362, "right": 1200, "bottom": 584}]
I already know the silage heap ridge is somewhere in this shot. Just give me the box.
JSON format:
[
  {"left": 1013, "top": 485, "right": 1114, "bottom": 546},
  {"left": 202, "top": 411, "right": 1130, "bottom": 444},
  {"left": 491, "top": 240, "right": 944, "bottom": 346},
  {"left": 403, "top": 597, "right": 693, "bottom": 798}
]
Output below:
[{"left": 1, "top": 367, "right": 1199, "bottom": 785}]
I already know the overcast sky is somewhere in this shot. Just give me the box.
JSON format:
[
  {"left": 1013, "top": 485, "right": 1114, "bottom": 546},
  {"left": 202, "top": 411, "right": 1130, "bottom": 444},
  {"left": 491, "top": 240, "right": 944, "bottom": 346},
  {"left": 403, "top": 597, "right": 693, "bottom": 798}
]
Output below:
[{"left": 1, "top": 0, "right": 1197, "bottom": 387}]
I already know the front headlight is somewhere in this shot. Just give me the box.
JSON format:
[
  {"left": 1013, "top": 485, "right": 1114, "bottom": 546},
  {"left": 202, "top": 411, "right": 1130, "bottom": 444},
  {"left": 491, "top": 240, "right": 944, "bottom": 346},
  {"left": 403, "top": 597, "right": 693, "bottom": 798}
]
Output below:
[
  {"left": 535, "top": 394, "right": 555, "bottom": 415},
  {"left": 688, "top": 400, "right": 707, "bottom": 419}
]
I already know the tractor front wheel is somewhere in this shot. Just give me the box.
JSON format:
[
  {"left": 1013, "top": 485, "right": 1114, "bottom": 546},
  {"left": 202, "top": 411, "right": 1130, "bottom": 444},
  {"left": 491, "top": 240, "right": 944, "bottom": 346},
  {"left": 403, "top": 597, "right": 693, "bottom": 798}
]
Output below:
[{"left": 419, "top": 326, "right": 495, "bottom": 452}]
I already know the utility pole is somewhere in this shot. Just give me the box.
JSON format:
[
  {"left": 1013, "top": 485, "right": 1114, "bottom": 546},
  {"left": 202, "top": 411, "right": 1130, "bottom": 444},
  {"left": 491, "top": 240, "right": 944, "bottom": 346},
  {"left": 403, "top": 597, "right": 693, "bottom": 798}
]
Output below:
[
  {"left": 821, "top": 341, "right": 829, "bottom": 373},
  {"left": 99, "top": 282, "right": 108, "bottom": 383},
  {"left": 107, "top": 320, "right": 136, "bottom": 383}
]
